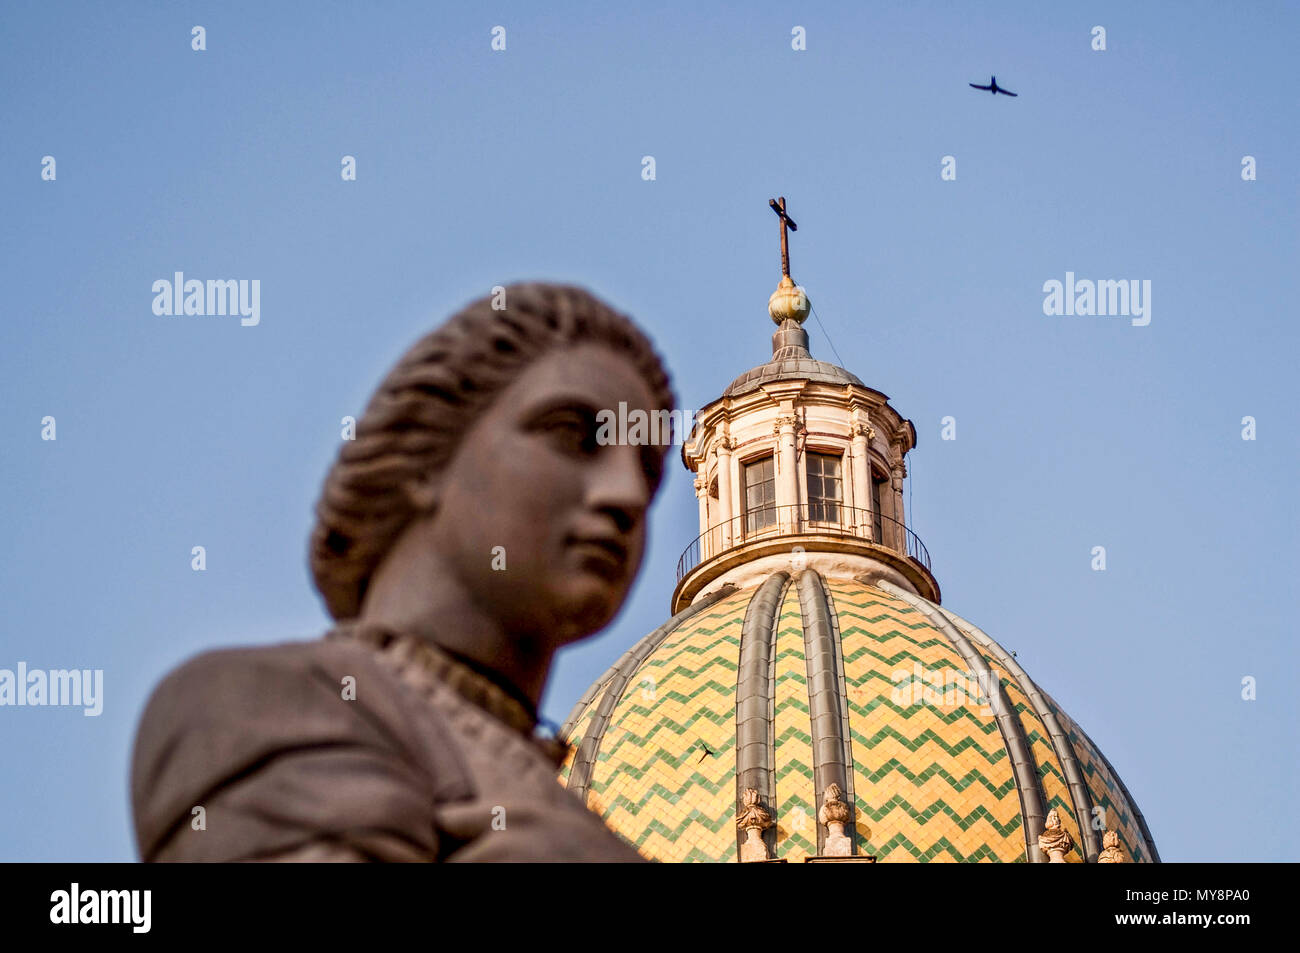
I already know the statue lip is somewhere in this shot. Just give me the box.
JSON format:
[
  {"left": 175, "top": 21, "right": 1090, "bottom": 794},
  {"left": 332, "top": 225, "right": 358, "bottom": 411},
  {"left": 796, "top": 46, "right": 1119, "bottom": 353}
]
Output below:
[{"left": 566, "top": 534, "right": 629, "bottom": 578}]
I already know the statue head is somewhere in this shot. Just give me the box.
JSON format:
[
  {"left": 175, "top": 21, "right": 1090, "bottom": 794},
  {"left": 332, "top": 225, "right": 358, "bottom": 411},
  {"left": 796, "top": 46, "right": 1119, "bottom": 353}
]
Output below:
[{"left": 309, "top": 283, "right": 674, "bottom": 646}]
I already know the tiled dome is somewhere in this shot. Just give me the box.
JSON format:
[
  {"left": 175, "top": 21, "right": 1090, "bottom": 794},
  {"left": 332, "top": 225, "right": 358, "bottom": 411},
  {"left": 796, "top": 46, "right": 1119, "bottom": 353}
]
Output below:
[{"left": 559, "top": 572, "right": 1158, "bottom": 864}]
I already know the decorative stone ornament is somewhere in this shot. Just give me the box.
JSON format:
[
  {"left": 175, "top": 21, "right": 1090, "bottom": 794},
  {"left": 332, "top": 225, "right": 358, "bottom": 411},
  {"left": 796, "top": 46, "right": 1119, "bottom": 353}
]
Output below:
[
  {"left": 818, "top": 783, "right": 853, "bottom": 856},
  {"left": 736, "top": 788, "right": 775, "bottom": 862},
  {"left": 1097, "top": 829, "right": 1125, "bottom": 863},
  {"left": 1037, "top": 807, "right": 1075, "bottom": 863}
]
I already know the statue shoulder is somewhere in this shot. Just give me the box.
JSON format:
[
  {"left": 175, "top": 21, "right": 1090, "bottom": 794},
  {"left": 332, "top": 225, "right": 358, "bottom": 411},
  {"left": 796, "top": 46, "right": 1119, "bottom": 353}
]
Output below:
[
  {"left": 136, "top": 639, "right": 377, "bottom": 731},
  {"left": 130, "top": 637, "right": 474, "bottom": 861}
]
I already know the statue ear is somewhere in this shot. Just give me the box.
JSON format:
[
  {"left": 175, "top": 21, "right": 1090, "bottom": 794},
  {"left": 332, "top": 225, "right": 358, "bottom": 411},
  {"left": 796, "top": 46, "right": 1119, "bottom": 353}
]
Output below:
[{"left": 400, "top": 472, "right": 442, "bottom": 513}]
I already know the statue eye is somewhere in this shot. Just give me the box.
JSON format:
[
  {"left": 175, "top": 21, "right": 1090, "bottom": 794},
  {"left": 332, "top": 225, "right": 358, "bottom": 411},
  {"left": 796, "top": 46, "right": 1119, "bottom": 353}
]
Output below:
[
  {"left": 640, "top": 445, "right": 665, "bottom": 491},
  {"left": 537, "top": 409, "right": 597, "bottom": 455}
]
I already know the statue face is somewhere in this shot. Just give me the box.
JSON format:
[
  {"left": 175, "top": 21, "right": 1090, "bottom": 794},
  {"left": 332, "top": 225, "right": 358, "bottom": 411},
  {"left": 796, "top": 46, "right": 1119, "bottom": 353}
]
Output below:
[{"left": 419, "top": 342, "right": 664, "bottom": 645}]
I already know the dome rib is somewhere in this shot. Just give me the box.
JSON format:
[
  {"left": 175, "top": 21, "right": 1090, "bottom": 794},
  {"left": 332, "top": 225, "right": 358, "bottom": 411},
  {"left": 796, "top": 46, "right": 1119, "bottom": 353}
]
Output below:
[
  {"left": 878, "top": 581, "right": 1050, "bottom": 862},
  {"left": 940, "top": 606, "right": 1103, "bottom": 862},
  {"left": 566, "top": 586, "right": 736, "bottom": 803},
  {"left": 733, "top": 572, "right": 790, "bottom": 859},
  {"left": 795, "top": 571, "right": 856, "bottom": 855},
  {"left": 1071, "top": 720, "right": 1162, "bottom": 862},
  {"left": 560, "top": 594, "right": 690, "bottom": 740},
  {"left": 819, "top": 574, "right": 862, "bottom": 850},
  {"left": 560, "top": 661, "right": 622, "bottom": 743}
]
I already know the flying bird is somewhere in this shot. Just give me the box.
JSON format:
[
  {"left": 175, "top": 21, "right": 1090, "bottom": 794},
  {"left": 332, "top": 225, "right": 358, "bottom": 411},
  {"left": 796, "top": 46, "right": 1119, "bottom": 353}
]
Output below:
[{"left": 969, "top": 75, "right": 1017, "bottom": 97}]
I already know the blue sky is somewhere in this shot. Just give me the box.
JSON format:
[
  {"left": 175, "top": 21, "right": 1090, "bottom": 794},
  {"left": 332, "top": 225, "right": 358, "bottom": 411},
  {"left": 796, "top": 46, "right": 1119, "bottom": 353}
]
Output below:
[{"left": 2, "top": 1, "right": 1296, "bottom": 861}]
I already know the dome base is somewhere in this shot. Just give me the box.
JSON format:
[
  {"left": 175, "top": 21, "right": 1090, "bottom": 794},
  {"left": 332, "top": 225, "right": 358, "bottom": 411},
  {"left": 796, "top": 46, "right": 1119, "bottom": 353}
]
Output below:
[{"left": 671, "top": 538, "right": 940, "bottom": 613}]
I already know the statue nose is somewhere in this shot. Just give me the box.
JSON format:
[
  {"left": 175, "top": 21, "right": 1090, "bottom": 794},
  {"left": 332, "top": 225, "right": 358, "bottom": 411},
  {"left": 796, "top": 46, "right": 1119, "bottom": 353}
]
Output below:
[{"left": 587, "top": 446, "right": 649, "bottom": 532}]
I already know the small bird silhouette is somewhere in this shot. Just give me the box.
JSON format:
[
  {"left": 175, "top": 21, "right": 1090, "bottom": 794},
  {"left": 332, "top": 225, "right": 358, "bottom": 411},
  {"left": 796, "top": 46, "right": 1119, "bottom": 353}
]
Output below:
[
  {"left": 697, "top": 741, "right": 714, "bottom": 763},
  {"left": 969, "top": 75, "right": 1017, "bottom": 97}
]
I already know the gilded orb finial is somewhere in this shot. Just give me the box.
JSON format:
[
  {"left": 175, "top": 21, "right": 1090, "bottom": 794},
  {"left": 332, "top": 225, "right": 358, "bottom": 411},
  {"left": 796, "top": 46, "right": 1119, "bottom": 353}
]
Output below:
[
  {"left": 766, "top": 196, "right": 811, "bottom": 326},
  {"left": 769, "top": 274, "right": 810, "bottom": 326}
]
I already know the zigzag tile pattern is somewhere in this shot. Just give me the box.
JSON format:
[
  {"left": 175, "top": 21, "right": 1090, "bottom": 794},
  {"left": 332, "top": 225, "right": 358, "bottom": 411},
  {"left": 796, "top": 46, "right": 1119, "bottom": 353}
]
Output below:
[
  {"left": 828, "top": 581, "right": 1026, "bottom": 862},
  {"left": 1049, "top": 700, "right": 1151, "bottom": 863},
  {"left": 580, "top": 588, "right": 751, "bottom": 861},
  {"left": 555, "top": 574, "right": 1158, "bottom": 864},
  {"left": 772, "top": 583, "right": 817, "bottom": 862}
]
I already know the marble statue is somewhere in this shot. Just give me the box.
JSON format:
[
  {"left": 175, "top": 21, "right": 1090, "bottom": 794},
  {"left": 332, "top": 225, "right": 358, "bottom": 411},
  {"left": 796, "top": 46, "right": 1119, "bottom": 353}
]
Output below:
[{"left": 131, "top": 283, "right": 674, "bottom": 861}]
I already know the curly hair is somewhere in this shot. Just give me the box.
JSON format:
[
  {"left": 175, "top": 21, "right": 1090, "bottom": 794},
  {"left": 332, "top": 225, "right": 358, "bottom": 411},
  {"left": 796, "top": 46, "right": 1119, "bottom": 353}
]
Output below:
[{"left": 309, "top": 282, "right": 675, "bottom": 620}]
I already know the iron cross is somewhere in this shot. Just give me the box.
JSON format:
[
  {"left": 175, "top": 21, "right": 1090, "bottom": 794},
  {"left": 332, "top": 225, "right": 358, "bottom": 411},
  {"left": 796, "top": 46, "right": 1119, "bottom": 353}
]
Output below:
[{"left": 768, "top": 196, "right": 798, "bottom": 277}]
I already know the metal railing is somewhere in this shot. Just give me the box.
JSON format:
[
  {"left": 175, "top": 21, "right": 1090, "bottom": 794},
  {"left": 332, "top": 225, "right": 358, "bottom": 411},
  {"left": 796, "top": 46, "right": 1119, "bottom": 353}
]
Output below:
[{"left": 675, "top": 503, "right": 931, "bottom": 583}]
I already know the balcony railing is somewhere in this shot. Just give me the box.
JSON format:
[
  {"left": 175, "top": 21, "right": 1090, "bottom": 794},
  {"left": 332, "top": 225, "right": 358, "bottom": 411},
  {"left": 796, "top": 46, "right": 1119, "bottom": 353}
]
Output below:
[{"left": 675, "top": 503, "right": 931, "bottom": 583}]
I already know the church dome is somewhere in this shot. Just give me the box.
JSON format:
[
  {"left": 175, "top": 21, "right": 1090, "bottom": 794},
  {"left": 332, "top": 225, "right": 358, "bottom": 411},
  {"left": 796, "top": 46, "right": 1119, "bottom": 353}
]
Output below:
[
  {"left": 559, "top": 571, "right": 1158, "bottom": 863},
  {"left": 560, "top": 201, "right": 1158, "bottom": 863}
]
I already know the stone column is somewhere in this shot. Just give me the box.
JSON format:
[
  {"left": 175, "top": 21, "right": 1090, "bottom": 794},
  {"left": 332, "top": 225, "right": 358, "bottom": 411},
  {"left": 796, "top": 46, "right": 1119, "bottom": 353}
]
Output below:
[
  {"left": 694, "top": 475, "right": 710, "bottom": 557},
  {"left": 889, "top": 463, "right": 906, "bottom": 553},
  {"left": 850, "top": 422, "right": 874, "bottom": 541},
  {"left": 776, "top": 414, "right": 798, "bottom": 533},
  {"left": 716, "top": 439, "right": 734, "bottom": 551}
]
